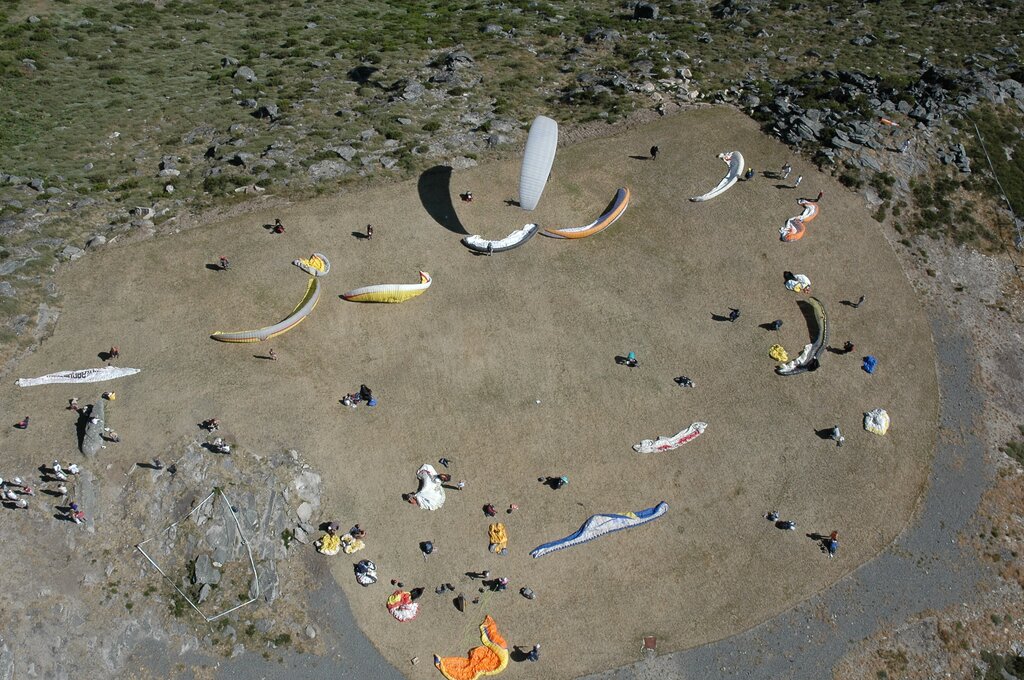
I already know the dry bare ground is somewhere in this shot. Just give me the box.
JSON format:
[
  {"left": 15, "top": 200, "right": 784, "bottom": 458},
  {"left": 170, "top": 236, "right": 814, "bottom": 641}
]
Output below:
[{"left": 0, "top": 107, "right": 937, "bottom": 679}]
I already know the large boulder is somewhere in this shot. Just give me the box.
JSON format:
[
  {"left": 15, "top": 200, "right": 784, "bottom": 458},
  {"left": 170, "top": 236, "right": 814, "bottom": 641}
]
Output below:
[
  {"left": 234, "top": 66, "right": 257, "bottom": 82},
  {"left": 634, "top": 3, "right": 659, "bottom": 19}
]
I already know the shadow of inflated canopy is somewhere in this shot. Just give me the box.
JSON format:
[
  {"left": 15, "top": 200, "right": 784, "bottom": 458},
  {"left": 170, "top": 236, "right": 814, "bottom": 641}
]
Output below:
[{"left": 417, "top": 166, "right": 467, "bottom": 235}]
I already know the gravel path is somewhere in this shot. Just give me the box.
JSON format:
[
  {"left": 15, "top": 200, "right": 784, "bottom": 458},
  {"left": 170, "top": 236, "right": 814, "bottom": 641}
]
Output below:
[{"left": 580, "top": 306, "right": 994, "bottom": 680}]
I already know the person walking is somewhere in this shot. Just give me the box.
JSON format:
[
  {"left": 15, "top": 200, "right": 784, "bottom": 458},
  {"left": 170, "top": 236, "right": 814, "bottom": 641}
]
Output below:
[
  {"left": 826, "top": 530, "right": 839, "bottom": 558},
  {"left": 743, "top": 168, "right": 755, "bottom": 181},
  {"left": 14, "top": 416, "right": 29, "bottom": 429},
  {"left": 366, "top": 224, "right": 374, "bottom": 239},
  {"left": 650, "top": 145, "right": 659, "bottom": 160},
  {"left": 728, "top": 308, "right": 740, "bottom": 322},
  {"left": 781, "top": 163, "right": 792, "bottom": 179},
  {"left": 268, "top": 348, "right": 278, "bottom": 361},
  {"left": 218, "top": 256, "right": 230, "bottom": 271},
  {"left": 852, "top": 295, "right": 865, "bottom": 309},
  {"left": 769, "top": 319, "right": 783, "bottom": 331},
  {"left": 272, "top": 218, "right": 285, "bottom": 234},
  {"left": 526, "top": 644, "right": 541, "bottom": 662},
  {"left": 813, "top": 190, "right": 824, "bottom": 202},
  {"left": 793, "top": 175, "right": 803, "bottom": 188},
  {"left": 831, "top": 425, "right": 845, "bottom": 447}
]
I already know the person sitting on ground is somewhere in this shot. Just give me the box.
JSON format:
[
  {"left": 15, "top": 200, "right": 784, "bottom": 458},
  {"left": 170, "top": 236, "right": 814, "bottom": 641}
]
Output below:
[
  {"left": 359, "top": 384, "right": 373, "bottom": 402},
  {"left": 211, "top": 437, "right": 231, "bottom": 454},
  {"left": 624, "top": 351, "right": 639, "bottom": 368},
  {"left": 67, "top": 398, "right": 79, "bottom": 411},
  {"left": 460, "top": 191, "right": 473, "bottom": 202},
  {"left": 202, "top": 418, "right": 220, "bottom": 431},
  {"left": 674, "top": 376, "right": 695, "bottom": 388},
  {"left": 350, "top": 524, "right": 366, "bottom": 539},
  {"left": 770, "top": 319, "right": 783, "bottom": 331},
  {"left": 109, "top": 346, "right": 120, "bottom": 359},
  {"left": 272, "top": 218, "right": 284, "bottom": 234}
]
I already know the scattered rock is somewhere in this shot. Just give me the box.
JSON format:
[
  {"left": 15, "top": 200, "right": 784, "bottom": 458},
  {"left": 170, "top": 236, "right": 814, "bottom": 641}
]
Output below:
[
  {"left": 85, "top": 234, "right": 107, "bottom": 249},
  {"left": 194, "top": 554, "right": 222, "bottom": 585},
  {"left": 255, "top": 103, "right": 279, "bottom": 120},
  {"left": 60, "top": 245, "right": 85, "bottom": 262},
  {"left": 234, "top": 66, "right": 257, "bottom": 82},
  {"left": 634, "top": 3, "right": 659, "bottom": 20},
  {"left": 307, "top": 160, "right": 352, "bottom": 181}
]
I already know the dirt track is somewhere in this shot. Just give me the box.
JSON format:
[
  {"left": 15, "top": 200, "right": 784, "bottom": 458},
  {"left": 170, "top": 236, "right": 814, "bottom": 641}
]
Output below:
[{"left": 0, "top": 107, "right": 938, "bottom": 679}]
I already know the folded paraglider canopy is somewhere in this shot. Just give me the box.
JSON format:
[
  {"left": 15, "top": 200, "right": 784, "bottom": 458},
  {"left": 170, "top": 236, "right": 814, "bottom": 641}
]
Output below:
[
  {"left": 780, "top": 200, "right": 819, "bottom": 242},
  {"left": 355, "top": 559, "right": 377, "bottom": 586},
  {"left": 434, "top": 615, "right": 510, "bottom": 680},
  {"left": 768, "top": 344, "right": 789, "bottom": 362},
  {"left": 864, "top": 408, "right": 890, "bottom": 435},
  {"left": 411, "top": 464, "right": 446, "bottom": 510},
  {"left": 316, "top": 533, "right": 341, "bottom": 556},
  {"left": 386, "top": 590, "right": 419, "bottom": 622}
]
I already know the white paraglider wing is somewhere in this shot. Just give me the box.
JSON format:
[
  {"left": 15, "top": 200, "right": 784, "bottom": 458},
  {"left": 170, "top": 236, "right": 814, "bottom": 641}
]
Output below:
[{"left": 518, "top": 116, "right": 558, "bottom": 211}]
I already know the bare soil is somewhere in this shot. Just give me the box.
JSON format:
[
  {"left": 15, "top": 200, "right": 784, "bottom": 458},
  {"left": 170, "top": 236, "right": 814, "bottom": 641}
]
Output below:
[{"left": 0, "top": 107, "right": 938, "bottom": 679}]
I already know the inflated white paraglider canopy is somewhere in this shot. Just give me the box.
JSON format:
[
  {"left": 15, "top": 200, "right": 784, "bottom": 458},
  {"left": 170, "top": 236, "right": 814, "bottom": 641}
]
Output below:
[{"left": 518, "top": 115, "right": 558, "bottom": 211}]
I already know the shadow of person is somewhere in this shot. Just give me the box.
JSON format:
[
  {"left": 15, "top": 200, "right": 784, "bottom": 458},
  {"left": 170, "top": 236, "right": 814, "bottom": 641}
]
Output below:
[
  {"left": 758, "top": 322, "right": 776, "bottom": 331},
  {"left": 710, "top": 313, "right": 730, "bottom": 322},
  {"left": 351, "top": 231, "right": 369, "bottom": 240},
  {"left": 205, "top": 263, "right": 224, "bottom": 272},
  {"left": 814, "top": 427, "right": 835, "bottom": 440},
  {"left": 418, "top": 166, "right": 467, "bottom": 235},
  {"left": 510, "top": 647, "right": 531, "bottom": 662},
  {"left": 628, "top": 155, "right": 651, "bottom": 160},
  {"left": 75, "top": 408, "right": 92, "bottom": 450}
]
